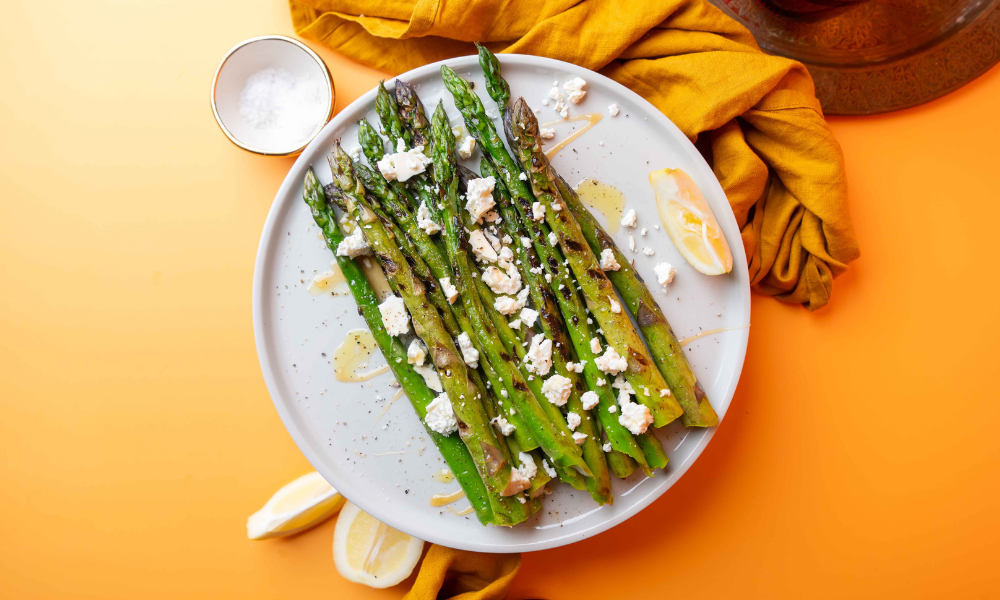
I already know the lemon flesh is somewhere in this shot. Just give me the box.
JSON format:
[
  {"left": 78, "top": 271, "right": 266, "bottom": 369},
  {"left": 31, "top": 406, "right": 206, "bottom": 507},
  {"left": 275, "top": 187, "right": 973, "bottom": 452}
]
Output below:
[
  {"left": 333, "top": 502, "right": 424, "bottom": 588},
  {"left": 246, "top": 471, "right": 345, "bottom": 540},
  {"left": 650, "top": 168, "right": 733, "bottom": 276}
]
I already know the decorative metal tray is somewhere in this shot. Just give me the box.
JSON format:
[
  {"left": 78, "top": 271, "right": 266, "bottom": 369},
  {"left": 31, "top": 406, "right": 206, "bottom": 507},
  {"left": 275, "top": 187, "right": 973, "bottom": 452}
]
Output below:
[{"left": 709, "top": 0, "right": 1000, "bottom": 114}]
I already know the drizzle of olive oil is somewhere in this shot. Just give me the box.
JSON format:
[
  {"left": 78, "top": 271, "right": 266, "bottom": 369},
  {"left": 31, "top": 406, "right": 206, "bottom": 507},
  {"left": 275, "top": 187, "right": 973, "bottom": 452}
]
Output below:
[
  {"left": 447, "top": 505, "right": 474, "bottom": 516},
  {"left": 359, "top": 257, "right": 394, "bottom": 302},
  {"left": 307, "top": 262, "right": 350, "bottom": 296},
  {"left": 573, "top": 178, "right": 626, "bottom": 235},
  {"left": 678, "top": 325, "right": 750, "bottom": 347},
  {"left": 431, "top": 469, "right": 455, "bottom": 484},
  {"left": 541, "top": 113, "right": 604, "bottom": 159},
  {"left": 333, "top": 328, "right": 390, "bottom": 382},
  {"left": 429, "top": 489, "right": 465, "bottom": 507}
]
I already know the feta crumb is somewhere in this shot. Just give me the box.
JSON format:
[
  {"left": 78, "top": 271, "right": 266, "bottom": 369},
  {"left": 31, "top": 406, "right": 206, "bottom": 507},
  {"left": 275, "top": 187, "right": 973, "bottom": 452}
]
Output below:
[
  {"left": 594, "top": 346, "right": 628, "bottom": 375},
  {"left": 552, "top": 202, "right": 562, "bottom": 211},
  {"left": 502, "top": 234, "right": 513, "bottom": 244},
  {"left": 498, "top": 246, "right": 514, "bottom": 264},
  {"left": 612, "top": 375, "right": 634, "bottom": 394},
  {"left": 565, "top": 361, "right": 584, "bottom": 373},
  {"left": 548, "top": 231, "right": 558, "bottom": 246},
  {"left": 376, "top": 145, "right": 433, "bottom": 182},
  {"left": 509, "top": 318, "right": 522, "bottom": 329},
  {"left": 600, "top": 248, "right": 620, "bottom": 271},
  {"left": 572, "top": 431, "right": 588, "bottom": 445},
  {"left": 517, "top": 452, "right": 537, "bottom": 479},
  {"left": 416, "top": 200, "right": 441, "bottom": 235},
  {"left": 349, "top": 146, "right": 363, "bottom": 161},
  {"left": 456, "top": 332, "right": 479, "bottom": 368},
  {"left": 425, "top": 393, "right": 458, "bottom": 435},
  {"left": 465, "top": 176, "right": 496, "bottom": 221},
  {"left": 456, "top": 135, "right": 477, "bottom": 159},
  {"left": 336, "top": 227, "right": 370, "bottom": 258},
  {"left": 621, "top": 209, "right": 637, "bottom": 228},
  {"left": 580, "top": 390, "right": 600, "bottom": 410},
  {"left": 378, "top": 295, "right": 410, "bottom": 336},
  {"left": 468, "top": 229, "right": 498, "bottom": 262},
  {"left": 540, "top": 374, "right": 572, "bottom": 406},
  {"left": 439, "top": 277, "right": 459, "bottom": 304},
  {"left": 532, "top": 202, "right": 546, "bottom": 222},
  {"left": 641, "top": 227, "right": 647, "bottom": 236},
  {"left": 603, "top": 442, "right": 613, "bottom": 452},
  {"left": 407, "top": 339, "right": 427, "bottom": 366},
  {"left": 590, "top": 337, "right": 602, "bottom": 354},
  {"left": 596, "top": 378, "right": 606, "bottom": 387},
  {"left": 507, "top": 466, "right": 531, "bottom": 493},
  {"left": 519, "top": 171, "right": 528, "bottom": 181},
  {"left": 525, "top": 334, "right": 553, "bottom": 375},
  {"left": 493, "top": 287, "right": 530, "bottom": 315},
  {"left": 608, "top": 103, "right": 620, "bottom": 117},
  {"left": 521, "top": 236, "right": 531, "bottom": 248},
  {"left": 540, "top": 127, "right": 556, "bottom": 140},
  {"left": 566, "top": 411, "right": 581, "bottom": 431},
  {"left": 660, "top": 388, "right": 671, "bottom": 397},
  {"left": 541, "top": 459, "right": 557, "bottom": 478},
  {"left": 519, "top": 307, "right": 539, "bottom": 327},
  {"left": 413, "top": 364, "right": 443, "bottom": 392},
  {"left": 654, "top": 262, "right": 676, "bottom": 287},
  {"left": 608, "top": 404, "right": 617, "bottom": 413},
  {"left": 629, "top": 236, "right": 636, "bottom": 252},
  {"left": 481, "top": 264, "right": 522, "bottom": 295},
  {"left": 643, "top": 247, "right": 655, "bottom": 256},
  {"left": 608, "top": 295, "right": 621, "bottom": 314},
  {"left": 563, "top": 77, "right": 587, "bottom": 104},
  {"left": 618, "top": 401, "right": 653, "bottom": 435},
  {"left": 492, "top": 416, "right": 515, "bottom": 436}
]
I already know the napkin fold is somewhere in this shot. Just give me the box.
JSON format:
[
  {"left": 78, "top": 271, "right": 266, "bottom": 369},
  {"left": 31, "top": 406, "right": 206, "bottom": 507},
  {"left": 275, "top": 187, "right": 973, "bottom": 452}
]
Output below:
[
  {"left": 290, "top": 0, "right": 860, "bottom": 309},
  {"left": 404, "top": 545, "right": 520, "bottom": 600}
]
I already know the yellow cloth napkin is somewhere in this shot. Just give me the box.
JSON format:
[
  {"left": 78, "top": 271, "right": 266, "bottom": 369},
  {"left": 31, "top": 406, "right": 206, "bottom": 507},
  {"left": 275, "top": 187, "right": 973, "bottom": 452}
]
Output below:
[
  {"left": 405, "top": 545, "right": 519, "bottom": 600},
  {"left": 290, "top": 0, "right": 860, "bottom": 310}
]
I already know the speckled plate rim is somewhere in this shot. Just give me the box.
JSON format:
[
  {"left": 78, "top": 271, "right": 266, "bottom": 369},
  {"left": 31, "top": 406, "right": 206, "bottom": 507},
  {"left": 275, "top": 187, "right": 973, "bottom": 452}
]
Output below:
[{"left": 252, "top": 54, "right": 750, "bottom": 552}]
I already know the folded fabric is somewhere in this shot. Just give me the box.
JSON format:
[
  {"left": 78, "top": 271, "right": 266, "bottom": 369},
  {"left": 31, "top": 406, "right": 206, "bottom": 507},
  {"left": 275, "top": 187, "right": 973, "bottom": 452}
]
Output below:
[
  {"left": 404, "top": 545, "right": 520, "bottom": 600},
  {"left": 290, "top": 0, "right": 860, "bottom": 310}
]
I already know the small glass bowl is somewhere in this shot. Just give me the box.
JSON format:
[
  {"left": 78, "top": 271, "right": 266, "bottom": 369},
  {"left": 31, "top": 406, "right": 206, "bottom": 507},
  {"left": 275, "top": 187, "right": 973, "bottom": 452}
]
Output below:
[{"left": 211, "top": 35, "right": 335, "bottom": 156}]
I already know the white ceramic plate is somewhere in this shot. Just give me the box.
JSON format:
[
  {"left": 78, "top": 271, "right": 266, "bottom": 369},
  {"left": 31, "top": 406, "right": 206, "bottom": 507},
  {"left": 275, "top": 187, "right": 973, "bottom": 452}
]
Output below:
[{"left": 253, "top": 54, "right": 750, "bottom": 552}]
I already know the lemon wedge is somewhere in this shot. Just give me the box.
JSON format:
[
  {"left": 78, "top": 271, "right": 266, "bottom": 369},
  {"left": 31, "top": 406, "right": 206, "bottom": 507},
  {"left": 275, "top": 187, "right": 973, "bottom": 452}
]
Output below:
[
  {"left": 333, "top": 501, "right": 424, "bottom": 588},
  {"left": 650, "top": 168, "right": 733, "bottom": 275},
  {"left": 246, "top": 471, "right": 345, "bottom": 540}
]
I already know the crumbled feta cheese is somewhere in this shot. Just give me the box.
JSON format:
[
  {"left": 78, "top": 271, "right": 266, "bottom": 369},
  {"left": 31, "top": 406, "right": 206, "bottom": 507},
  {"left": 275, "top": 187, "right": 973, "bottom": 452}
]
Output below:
[
  {"left": 439, "top": 277, "right": 459, "bottom": 304},
  {"left": 376, "top": 145, "right": 433, "bottom": 182},
  {"left": 566, "top": 411, "right": 581, "bottom": 431},
  {"left": 517, "top": 452, "right": 537, "bottom": 480},
  {"left": 612, "top": 375, "right": 635, "bottom": 394},
  {"left": 590, "top": 337, "right": 602, "bottom": 354},
  {"left": 424, "top": 393, "right": 458, "bottom": 435},
  {"left": 498, "top": 246, "right": 514, "bottom": 263},
  {"left": 541, "top": 459, "right": 557, "bottom": 478},
  {"left": 540, "top": 127, "right": 556, "bottom": 140},
  {"left": 483, "top": 210, "right": 500, "bottom": 223},
  {"left": 336, "top": 227, "right": 370, "bottom": 258},
  {"left": 596, "top": 378, "right": 606, "bottom": 386},
  {"left": 563, "top": 77, "right": 587, "bottom": 104},
  {"left": 502, "top": 234, "right": 513, "bottom": 244},
  {"left": 483, "top": 228, "right": 502, "bottom": 252},
  {"left": 494, "top": 287, "right": 530, "bottom": 316},
  {"left": 456, "top": 332, "right": 479, "bottom": 368},
  {"left": 572, "top": 432, "right": 588, "bottom": 445},
  {"left": 457, "top": 135, "right": 477, "bottom": 159},
  {"left": 565, "top": 361, "right": 584, "bottom": 373},
  {"left": 468, "top": 229, "right": 498, "bottom": 262},
  {"left": 508, "top": 318, "right": 522, "bottom": 329},
  {"left": 608, "top": 103, "right": 620, "bottom": 117},
  {"left": 519, "top": 171, "right": 528, "bottom": 181},
  {"left": 521, "top": 236, "right": 531, "bottom": 248},
  {"left": 618, "top": 401, "right": 653, "bottom": 435},
  {"left": 546, "top": 86, "right": 568, "bottom": 117},
  {"left": 660, "top": 388, "right": 671, "bottom": 397},
  {"left": 519, "top": 307, "right": 539, "bottom": 328},
  {"left": 548, "top": 231, "right": 558, "bottom": 246},
  {"left": 643, "top": 247, "right": 655, "bottom": 256},
  {"left": 608, "top": 295, "right": 622, "bottom": 314},
  {"left": 654, "top": 262, "right": 676, "bottom": 287},
  {"left": 378, "top": 295, "right": 410, "bottom": 336},
  {"left": 413, "top": 364, "right": 442, "bottom": 392},
  {"left": 481, "top": 264, "right": 522, "bottom": 295},
  {"left": 532, "top": 202, "right": 545, "bottom": 222},
  {"left": 525, "top": 335, "right": 553, "bottom": 375},
  {"left": 580, "top": 390, "right": 600, "bottom": 410},
  {"left": 641, "top": 227, "right": 648, "bottom": 236},
  {"left": 629, "top": 236, "right": 636, "bottom": 252},
  {"left": 552, "top": 202, "right": 562, "bottom": 211},
  {"left": 541, "top": 374, "right": 572, "bottom": 406},
  {"left": 608, "top": 404, "right": 617, "bottom": 413},
  {"left": 349, "top": 146, "right": 363, "bottom": 162},
  {"left": 594, "top": 346, "right": 628, "bottom": 375},
  {"left": 407, "top": 339, "right": 427, "bottom": 366},
  {"left": 416, "top": 200, "right": 441, "bottom": 235},
  {"left": 464, "top": 176, "right": 496, "bottom": 221},
  {"left": 603, "top": 442, "right": 613, "bottom": 452},
  {"left": 600, "top": 248, "right": 620, "bottom": 271},
  {"left": 492, "top": 416, "right": 515, "bottom": 436},
  {"left": 621, "top": 209, "right": 637, "bottom": 228}
]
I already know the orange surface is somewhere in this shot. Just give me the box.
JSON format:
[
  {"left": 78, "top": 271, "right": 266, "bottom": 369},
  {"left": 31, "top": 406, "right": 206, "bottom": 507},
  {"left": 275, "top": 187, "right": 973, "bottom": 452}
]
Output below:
[{"left": 2, "top": 1, "right": 999, "bottom": 598}]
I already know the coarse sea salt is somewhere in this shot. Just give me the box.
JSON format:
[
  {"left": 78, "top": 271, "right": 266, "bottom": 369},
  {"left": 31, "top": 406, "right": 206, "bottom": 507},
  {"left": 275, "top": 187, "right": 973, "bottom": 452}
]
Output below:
[{"left": 238, "top": 67, "right": 327, "bottom": 151}]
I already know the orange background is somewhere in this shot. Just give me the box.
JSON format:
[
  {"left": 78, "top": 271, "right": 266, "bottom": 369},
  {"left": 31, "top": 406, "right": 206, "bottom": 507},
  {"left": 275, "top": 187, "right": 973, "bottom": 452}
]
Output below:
[{"left": 2, "top": 1, "right": 999, "bottom": 598}]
